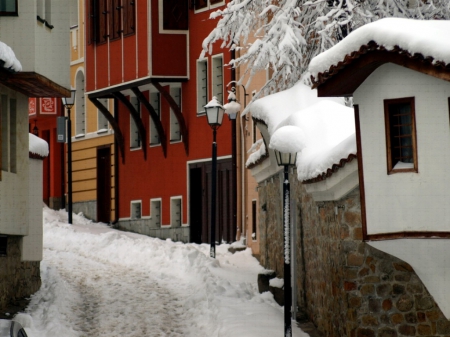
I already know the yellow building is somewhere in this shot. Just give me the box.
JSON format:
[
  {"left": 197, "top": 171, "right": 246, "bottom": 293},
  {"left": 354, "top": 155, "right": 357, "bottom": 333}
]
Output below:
[{"left": 68, "top": 0, "right": 115, "bottom": 223}]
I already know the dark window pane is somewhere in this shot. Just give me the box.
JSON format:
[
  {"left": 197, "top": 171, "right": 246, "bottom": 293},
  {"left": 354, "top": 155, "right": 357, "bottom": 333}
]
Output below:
[{"left": 0, "top": 0, "right": 17, "bottom": 16}]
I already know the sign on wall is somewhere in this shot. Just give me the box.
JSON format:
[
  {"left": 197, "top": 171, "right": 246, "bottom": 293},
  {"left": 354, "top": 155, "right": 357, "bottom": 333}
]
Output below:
[
  {"left": 28, "top": 98, "right": 37, "bottom": 115},
  {"left": 40, "top": 98, "right": 58, "bottom": 114}
]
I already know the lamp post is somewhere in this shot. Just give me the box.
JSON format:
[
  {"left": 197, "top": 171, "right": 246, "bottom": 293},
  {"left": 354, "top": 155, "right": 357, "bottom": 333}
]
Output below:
[
  {"left": 62, "top": 89, "right": 76, "bottom": 225},
  {"left": 204, "top": 96, "right": 225, "bottom": 258},
  {"left": 273, "top": 148, "right": 297, "bottom": 337},
  {"left": 223, "top": 88, "right": 241, "bottom": 242}
]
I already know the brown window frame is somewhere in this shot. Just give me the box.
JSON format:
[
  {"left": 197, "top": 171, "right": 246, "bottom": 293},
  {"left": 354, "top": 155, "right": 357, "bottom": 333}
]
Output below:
[
  {"left": 88, "top": 0, "right": 108, "bottom": 45},
  {"left": 0, "top": 0, "right": 18, "bottom": 16},
  {"left": 384, "top": 97, "right": 418, "bottom": 174}
]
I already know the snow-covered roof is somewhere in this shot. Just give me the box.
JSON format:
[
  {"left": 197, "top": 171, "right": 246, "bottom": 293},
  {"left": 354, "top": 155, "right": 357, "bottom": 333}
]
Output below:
[
  {"left": 0, "top": 41, "right": 22, "bottom": 72},
  {"left": 309, "top": 18, "right": 450, "bottom": 88},
  {"left": 29, "top": 133, "right": 49, "bottom": 158},
  {"left": 249, "top": 78, "right": 355, "bottom": 181}
]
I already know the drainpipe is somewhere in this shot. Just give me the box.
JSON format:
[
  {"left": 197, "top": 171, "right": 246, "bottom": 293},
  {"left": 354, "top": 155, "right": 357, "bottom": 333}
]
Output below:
[{"left": 113, "top": 97, "right": 119, "bottom": 224}]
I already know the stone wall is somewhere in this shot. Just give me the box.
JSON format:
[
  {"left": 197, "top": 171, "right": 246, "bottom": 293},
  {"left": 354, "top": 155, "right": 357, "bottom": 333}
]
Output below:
[
  {"left": 0, "top": 236, "right": 41, "bottom": 310},
  {"left": 258, "top": 170, "right": 450, "bottom": 336},
  {"left": 116, "top": 219, "right": 190, "bottom": 243}
]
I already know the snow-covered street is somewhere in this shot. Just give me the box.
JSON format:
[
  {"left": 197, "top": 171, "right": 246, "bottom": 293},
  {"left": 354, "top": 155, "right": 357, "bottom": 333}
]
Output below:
[{"left": 13, "top": 208, "right": 308, "bottom": 337}]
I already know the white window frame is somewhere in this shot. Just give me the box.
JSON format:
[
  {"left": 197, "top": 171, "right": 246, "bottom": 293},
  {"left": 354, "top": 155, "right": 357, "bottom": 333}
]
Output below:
[
  {"left": 97, "top": 98, "right": 109, "bottom": 134},
  {"left": 149, "top": 91, "right": 161, "bottom": 146},
  {"left": 170, "top": 85, "right": 182, "bottom": 143},
  {"left": 131, "top": 200, "right": 142, "bottom": 219},
  {"left": 150, "top": 198, "right": 162, "bottom": 228},
  {"left": 170, "top": 196, "right": 182, "bottom": 227},
  {"left": 196, "top": 59, "right": 208, "bottom": 115},
  {"left": 129, "top": 96, "right": 141, "bottom": 150},
  {"left": 211, "top": 54, "right": 224, "bottom": 105},
  {"left": 194, "top": 0, "right": 225, "bottom": 14}
]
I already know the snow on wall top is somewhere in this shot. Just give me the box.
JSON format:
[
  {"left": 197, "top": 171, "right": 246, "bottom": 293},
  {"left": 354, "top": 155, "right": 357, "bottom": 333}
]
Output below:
[
  {"left": 0, "top": 41, "right": 22, "bottom": 72},
  {"left": 29, "top": 133, "right": 49, "bottom": 158},
  {"left": 250, "top": 78, "right": 355, "bottom": 181},
  {"left": 309, "top": 18, "right": 450, "bottom": 79},
  {"left": 273, "top": 100, "right": 355, "bottom": 181}
]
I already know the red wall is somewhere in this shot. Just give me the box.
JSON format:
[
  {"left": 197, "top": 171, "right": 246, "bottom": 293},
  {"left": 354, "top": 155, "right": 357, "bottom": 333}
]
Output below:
[{"left": 86, "top": 1, "right": 232, "bottom": 226}]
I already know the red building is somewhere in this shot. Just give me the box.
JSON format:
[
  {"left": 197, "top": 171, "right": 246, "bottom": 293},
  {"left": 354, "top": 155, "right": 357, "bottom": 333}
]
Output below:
[
  {"left": 29, "top": 98, "right": 65, "bottom": 211},
  {"left": 85, "top": 0, "right": 235, "bottom": 243}
]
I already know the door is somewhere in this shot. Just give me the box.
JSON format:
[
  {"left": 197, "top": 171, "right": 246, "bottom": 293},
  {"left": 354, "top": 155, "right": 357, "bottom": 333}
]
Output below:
[
  {"left": 189, "top": 167, "right": 203, "bottom": 244},
  {"left": 97, "top": 147, "right": 111, "bottom": 223}
]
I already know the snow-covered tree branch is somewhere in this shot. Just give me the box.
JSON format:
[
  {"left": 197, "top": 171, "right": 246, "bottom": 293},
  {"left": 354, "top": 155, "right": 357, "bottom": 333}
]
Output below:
[{"left": 201, "top": 0, "right": 450, "bottom": 105}]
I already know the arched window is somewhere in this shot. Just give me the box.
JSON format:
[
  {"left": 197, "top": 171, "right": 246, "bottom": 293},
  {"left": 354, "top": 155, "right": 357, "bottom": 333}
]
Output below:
[{"left": 75, "top": 71, "right": 85, "bottom": 136}]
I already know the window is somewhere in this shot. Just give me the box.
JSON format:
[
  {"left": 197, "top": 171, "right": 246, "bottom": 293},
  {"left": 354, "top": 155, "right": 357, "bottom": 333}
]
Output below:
[
  {"left": 1, "top": 95, "right": 16, "bottom": 174},
  {"left": 170, "top": 197, "right": 182, "bottom": 227},
  {"left": 194, "top": 0, "right": 223, "bottom": 11},
  {"left": 130, "top": 96, "right": 141, "bottom": 149},
  {"left": 131, "top": 201, "right": 142, "bottom": 219},
  {"left": 88, "top": 0, "right": 135, "bottom": 44},
  {"left": 0, "top": 235, "right": 7, "bottom": 256},
  {"left": 0, "top": 0, "right": 17, "bottom": 16},
  {"left": 150, "top": 199, "right": 161, "bottom": 228},
  {"left": 197, "top": 59, "right": 208, "bottom": 114},
  {"left": 170, "top": 86, "right": 181, "bottom": 142},
  {"left": 149, "top": 92, "right": 161, "bottom": 146},
  {"left": 384, "top": 97, "right": 418, "bottom": 174},
  {"left": 75, "top": 71, "right": 85, "bottom": 136},
  {"left": 109, "top": 0, "right": 121, "bottom": 41},
  {"left": 97, "top": 98, "right": 109, "bottom": 132},
  {"left": 163, "top": 0, "right": 188, "bottom": 30},
  {"left": 123, "top": 0, "right": 135, "bottom": 36},
  {"left": 252, "top": 200, "right": 257, "bottom": 241},
  {"left": 211, "top": 55, "right": 223, "bottom": 105}
]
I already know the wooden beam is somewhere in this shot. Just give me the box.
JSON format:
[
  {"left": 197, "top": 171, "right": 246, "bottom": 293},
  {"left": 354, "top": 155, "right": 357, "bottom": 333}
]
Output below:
[
  {"left": 152, "top": 80, "right": 189, "bottom": 155},
  {"left": 131, "top": 87, "right": 167, "bottom": 158},
  {"left": 112, "top": 91, "right": 147, "bottom": 160},
  {"left": 88, "top": 96, "right": 125, "bottom": 163}
]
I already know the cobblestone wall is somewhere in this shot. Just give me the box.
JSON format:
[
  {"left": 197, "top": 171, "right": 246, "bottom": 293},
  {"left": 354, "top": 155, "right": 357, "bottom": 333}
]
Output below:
[
  {"left": 258, "top": 170, "right": 450, "bottom": 337},
  {"left": 0, "top": 236, "right": 41, "bottom": 310}
]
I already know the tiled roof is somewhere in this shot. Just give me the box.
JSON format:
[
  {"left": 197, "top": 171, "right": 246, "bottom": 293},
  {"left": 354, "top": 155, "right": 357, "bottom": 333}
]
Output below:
[{"left": 302, "top": 154, "right": 357, "bottom": 184}]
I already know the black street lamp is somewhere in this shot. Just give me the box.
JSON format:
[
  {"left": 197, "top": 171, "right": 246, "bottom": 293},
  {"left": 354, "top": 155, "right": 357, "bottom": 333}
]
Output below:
[
  {"left": 62, "top": 89, "right": 76, "bottom": 225},
  {"left": 273, "top": 148, "right": 297, "bottom": 337},
  {"left": 224, "top": 87, "right": 241, "bottom": 242},
  {"left": 204, "top": 96, "right": 225, "bottom": 258}
]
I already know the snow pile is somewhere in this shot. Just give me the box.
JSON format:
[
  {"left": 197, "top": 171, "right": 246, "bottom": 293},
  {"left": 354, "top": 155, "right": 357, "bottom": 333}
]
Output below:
[
  {"left": 246, "top": 139, "right": 267, "bottom": 167},
  {"left": 19, "top": 208, "right": 309, "bottom": 337},
  {"left": 309, "top": 18, "right": 450, "bottom": 79},
  {"left": 250, "top": 78, "right": 355, "bottom": 181},
  {"left": 0, "top": 41, "right": 22, "bottom": 72},
  {"left": 29, "top": 134, "right": 49, "bottom": 157}
]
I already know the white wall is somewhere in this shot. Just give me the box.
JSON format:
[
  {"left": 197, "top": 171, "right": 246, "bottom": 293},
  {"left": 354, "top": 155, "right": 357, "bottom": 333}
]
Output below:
[
  {"left": 0, "top": 90, "right": 29, "bottom": 236},
  {"left": 354, "top": 63, "right": 450, "bottom": 235},
  {"left": 0, "top": 0, "right": 70, "bottom": 88},
  {"left": 22, "top": 158, "right": 44, "bottom": 261}
]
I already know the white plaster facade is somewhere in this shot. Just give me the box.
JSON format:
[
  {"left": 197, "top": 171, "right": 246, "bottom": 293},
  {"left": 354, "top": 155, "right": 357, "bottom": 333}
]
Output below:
[
  {"left": 354, "top": 63, "right": 450, "bottom": 235},
  {"left": 0, "top": 0, "right": 70, "bottom": 88}
]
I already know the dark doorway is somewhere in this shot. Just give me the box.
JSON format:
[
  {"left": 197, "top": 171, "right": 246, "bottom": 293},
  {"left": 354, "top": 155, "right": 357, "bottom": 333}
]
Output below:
[
  {"left": 189, "top": 158, "right": 235, "bottom": 245},
  {"left": 189, "top": 167, "right": 203, "bottom": 244},
  {"left": 97, "top": 146, "right": 111, "bottom": 223}
]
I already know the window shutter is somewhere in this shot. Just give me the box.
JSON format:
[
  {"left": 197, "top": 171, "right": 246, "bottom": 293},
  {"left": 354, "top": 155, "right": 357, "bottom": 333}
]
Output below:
[
  {"left": 163, "top": 0, "right": 188, "bottom": 30},
  {"left": 98, "top": 0, "right": 108, "bottom": 43},
  {"left": 194, "top": 0, "right": 207, "bottom": 10},
  {"left": 123, "top": 0, "right": 135, "bottom": 36},
  {"left": 109, "top": 0, "right": 121, "bottom": 40}
]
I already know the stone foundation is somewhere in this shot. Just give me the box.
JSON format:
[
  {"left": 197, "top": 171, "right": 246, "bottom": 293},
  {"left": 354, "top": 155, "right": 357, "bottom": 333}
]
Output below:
[
  {"left": 117, "top": 219, "right": 190, "bottom": 243},
  {"left": 0, "top": 236, "right": 41, "bottom": 311},
  {"left": 72, "top": 200, "right": 97, "bottom": 221},
  {"left": 258, "top": 169, "right": 450, "bottom": 336}
]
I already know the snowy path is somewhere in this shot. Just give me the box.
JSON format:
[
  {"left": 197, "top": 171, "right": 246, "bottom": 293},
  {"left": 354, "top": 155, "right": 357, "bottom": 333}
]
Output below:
[
  {"left": 16, "top": 208, "right": 309, "bottom": 337},
  {"left": 46, "top": 249, "right": 188, "bottom": 336}
]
